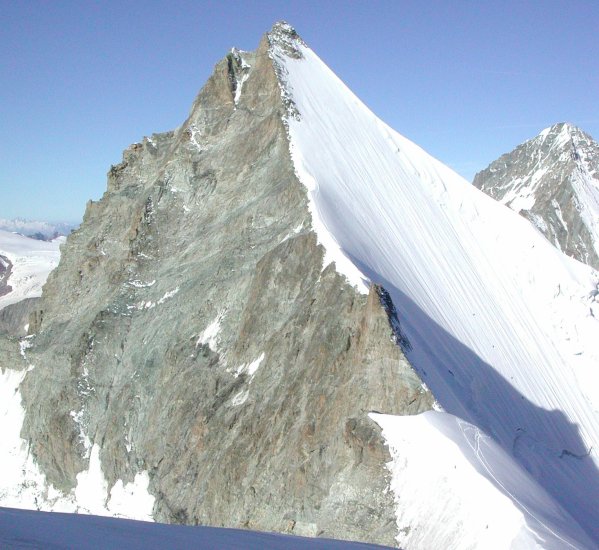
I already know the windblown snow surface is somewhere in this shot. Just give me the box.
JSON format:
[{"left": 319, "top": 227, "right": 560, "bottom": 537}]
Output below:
[
  {"left": 0, "top": 507, "right": 389, "bottom": 550},
  {"left": 271, "top": 26, "right": 599, "bottom": 549},
  {"left": 0, "top": 229, "right": 63, "bottom": 311}
]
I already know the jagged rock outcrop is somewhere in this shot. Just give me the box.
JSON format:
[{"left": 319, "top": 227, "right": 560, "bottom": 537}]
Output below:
[
  {"left": 10, "top": 23, "right": 432, "bottom": 545},
  {"left": 473, "top": 123, "right": 599, "bottom": 269}
]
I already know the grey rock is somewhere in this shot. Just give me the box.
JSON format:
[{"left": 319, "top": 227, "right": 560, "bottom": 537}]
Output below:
[
  {"left": 0, "top": 297, "right": 39, "bottom": 337},
  {"left": 0, "top": 254, "right": 12, "bottom": 298},
  {"left": 8, "top": 23, "right": 431, "bottom": 546},
  {"left": 0, "top": 333, "right": 26, "bottom": 374},
  {"left": 473, "top": 123, "right": 599, "bottom": 269}
]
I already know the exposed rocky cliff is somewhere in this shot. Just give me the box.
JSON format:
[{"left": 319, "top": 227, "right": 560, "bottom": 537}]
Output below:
[
  {"left": 0, "top": 255, "right": 11, "bottom": 298},
  {"left": 4, "top": 23, "right": 432, "bottom": 546},
  {"left": 473, "top": 123, "right": 599, "bottom": 269},
  {"left": 0, "top": 297, "right": 38, "bottom": 337}
]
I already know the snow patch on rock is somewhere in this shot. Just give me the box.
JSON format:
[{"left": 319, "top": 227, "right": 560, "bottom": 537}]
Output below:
[
  {"left": 196, "top": 312, "right": 225, "bottom": 352},
  {"left": 233, "top": 352, "right": 265, "bottom": 378}
]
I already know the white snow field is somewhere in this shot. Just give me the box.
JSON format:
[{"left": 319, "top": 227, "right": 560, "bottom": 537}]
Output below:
[
  {"left": 272, "top": 28, "right": 599, "bottom": 549},
  {"left": 0, "top": 229, "right": 63, "bottom": 311},
  {"left": 0, "top": 507, "right": 390, "bottom": 550}
]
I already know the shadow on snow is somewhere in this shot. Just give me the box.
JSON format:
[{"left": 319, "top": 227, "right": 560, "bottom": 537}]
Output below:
[{"left": 351, "top": 256, "right": 599, "bottom": 546}]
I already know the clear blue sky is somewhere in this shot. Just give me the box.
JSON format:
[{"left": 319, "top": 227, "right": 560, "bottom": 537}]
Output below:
[{"left": 2, "top": 0, "right": 598, "bottom": 222}]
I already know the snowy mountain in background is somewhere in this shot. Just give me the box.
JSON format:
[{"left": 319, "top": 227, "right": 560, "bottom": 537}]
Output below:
[
  {"left": 0, "top": 229, "right": 63, "bottom": 311},
  {"left": 1, "top": 22, "right": 598, "bottom": 550},
  {"left": 473, "top": 123, "right": 599, "bottom": 269},
  {"left": 0, "top": 218, "right": 77, "bottom": 241}
]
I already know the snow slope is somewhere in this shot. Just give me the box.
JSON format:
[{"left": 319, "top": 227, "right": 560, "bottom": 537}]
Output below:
[
  {"left": 371, "top": 412, "right": 593, "bottom": 549},
  {"left": 473, "top": 123, "right": 599, "bottom": 269},
  {"left": 0, "top": 229, "right": 63, "bottom": 311},
  {"left": 271, "top": 25, "right": 599, "bottom": 548}
]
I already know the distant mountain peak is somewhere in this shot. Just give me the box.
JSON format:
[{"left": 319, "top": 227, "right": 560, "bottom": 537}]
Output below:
[
  {"left": 474, "top": 123, "right": 599, "bottom": 268},
  {"left": 547, "top": 121, "right": 578, "bottom": 133},
  {"left": 533, "top": 122, "right": 590, "bottom": 153},
  {"left": 0, "top": 218, "right": 77, "bottom": 240}
]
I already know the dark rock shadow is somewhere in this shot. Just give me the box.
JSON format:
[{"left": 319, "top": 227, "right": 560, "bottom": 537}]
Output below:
[{"left": 350, "top": 256, "right": 599, "bottom": 546}]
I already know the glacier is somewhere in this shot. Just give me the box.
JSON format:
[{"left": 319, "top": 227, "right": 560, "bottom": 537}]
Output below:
[
  {"left": 271, "top": 24, "right": 599, "bottom": 549},
  {"left": 0, "top": 229, "right": 63, "bottom": 311}
]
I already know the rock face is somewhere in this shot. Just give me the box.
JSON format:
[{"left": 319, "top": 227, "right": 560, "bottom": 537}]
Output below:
[
  {"left": 473, "top": 123, "right": 599, "bottom": 269},
  {"left": 0, "top": 255, "right": 12, "bottom": 298},
  {"left": 0, "top": 297, "right": 38, "bottom": 337},
  {"left": 11, "top": 24, "right": 431, "bottom": 545}
]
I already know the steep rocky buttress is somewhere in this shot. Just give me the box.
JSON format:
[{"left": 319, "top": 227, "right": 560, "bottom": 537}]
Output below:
[{"left": 3, "top": 23, "right": 432, "bottom": 546}]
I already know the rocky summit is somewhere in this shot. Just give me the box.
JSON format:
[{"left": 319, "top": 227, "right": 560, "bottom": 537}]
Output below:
[
  {"left": 0, "top": 22, "right": 430, "bottom": 547},
  {"left": 474, "top": 123, "right": 599, "bottom": 269}
]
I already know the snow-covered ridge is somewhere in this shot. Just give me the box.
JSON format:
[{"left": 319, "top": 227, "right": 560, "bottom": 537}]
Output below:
[
  {"left": 273, "top": 29, "right": 599, "bottom": 547},
  {"left": 0, "top": 229, "right": 63, "bottom": 311}
]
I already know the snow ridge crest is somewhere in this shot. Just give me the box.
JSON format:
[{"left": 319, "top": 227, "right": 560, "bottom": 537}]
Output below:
[{"left": 267, "top": 21, "right": 303, "bottom": 122}]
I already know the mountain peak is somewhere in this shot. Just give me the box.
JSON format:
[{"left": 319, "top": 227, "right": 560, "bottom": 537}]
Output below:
[
  {"left": 2, "top": 22, "right": 599, "bottom": 550},
  {"left": 474, "top": 123, "right": 599, "bottom": 268},
  {"left": 537, "top": 121, "right": 584, "bottom": 143},
  {"left": 267, "top": 21, "right": 305, "bottom": 59},
  {"left": 270, "top": 20, "right": 295, "bottom": 33}
]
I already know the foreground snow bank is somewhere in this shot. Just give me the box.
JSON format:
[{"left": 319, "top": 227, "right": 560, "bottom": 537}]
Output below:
[{"left": 0, "top": 506, "right": 390, "bottom": 550}]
